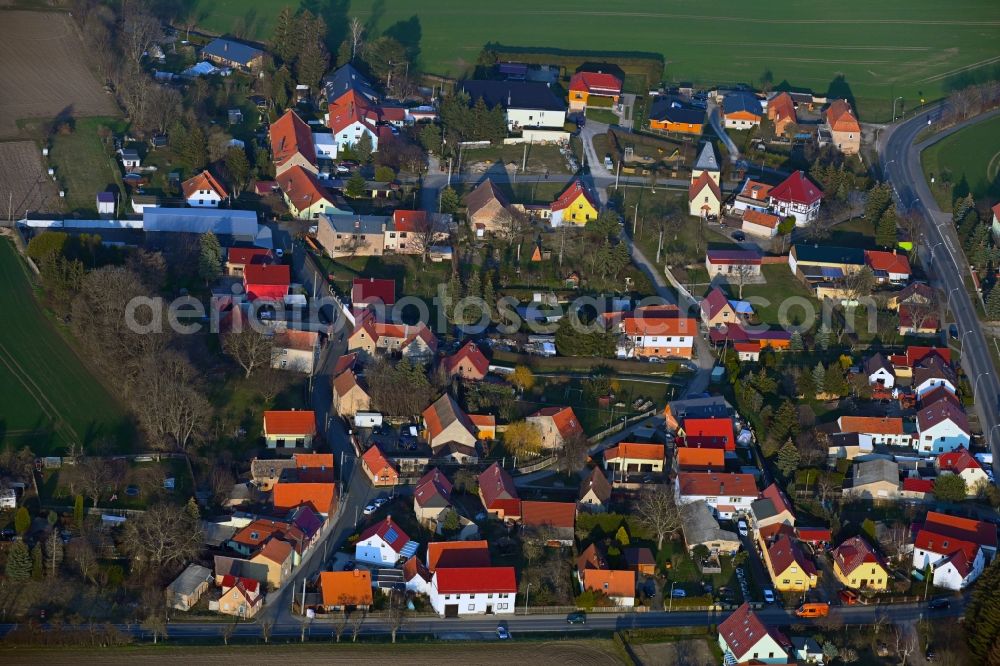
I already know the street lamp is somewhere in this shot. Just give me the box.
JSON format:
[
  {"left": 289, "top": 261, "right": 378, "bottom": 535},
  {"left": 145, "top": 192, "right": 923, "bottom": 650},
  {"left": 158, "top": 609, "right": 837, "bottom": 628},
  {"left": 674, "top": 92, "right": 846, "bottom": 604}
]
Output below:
[
  {"left": 668, "top": 581, "right": 677, "bottom": 612},
  {"left": 524, "top": 583, "right": 531, "bottom": 615},
  {"left": 892, "top": 97, "right": 904, "bottom": 122},
  {"left": 974, "top": 372, "right": 991, "bottom": 404}
]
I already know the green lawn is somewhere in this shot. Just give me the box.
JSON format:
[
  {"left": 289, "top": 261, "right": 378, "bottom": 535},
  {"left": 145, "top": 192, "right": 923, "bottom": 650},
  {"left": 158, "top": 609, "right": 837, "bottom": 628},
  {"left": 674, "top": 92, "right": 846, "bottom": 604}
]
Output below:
[
  {"left": 827, "top": 216, "right": 876, "bottom": 248},
  {"left": 921, "top": 114, "right": 1000, "bottom": 212},
  {"left": 190, "top": 0, "right": 998, "bottom": 122},
  {"left": 738, "top": 263, "right": 819, "bottom": 326},
  {"left": 0, "top": 239, "right": 132, "bottom": 453},
  {"left": 48, "top": 117, "right": 126, "bottom": 216},
  {"left": 585, "top": 108, "right": 620, "bottom": 125}
]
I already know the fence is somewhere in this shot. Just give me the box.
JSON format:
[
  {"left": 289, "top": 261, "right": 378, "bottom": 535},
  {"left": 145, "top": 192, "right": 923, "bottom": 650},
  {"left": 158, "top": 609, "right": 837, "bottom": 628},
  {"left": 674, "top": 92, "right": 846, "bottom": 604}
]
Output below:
[{"left": 588, "top": 408, "right": 657, "bottom": 442}]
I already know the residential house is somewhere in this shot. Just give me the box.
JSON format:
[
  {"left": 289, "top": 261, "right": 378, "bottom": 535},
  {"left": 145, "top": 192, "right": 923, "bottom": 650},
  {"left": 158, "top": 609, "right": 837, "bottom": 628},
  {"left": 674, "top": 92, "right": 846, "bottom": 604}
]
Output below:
[
  {"left": 624, "top": 547, "right": 656, "bottom": 576},
  {"left": 992, "top": 202, "right": 1000, "bottom": 242},
  {"left": 413, "top": 468, "right": 454, "bottom": 528},
  {"left": 568, "top": 70, "right": 622, "bottom": 111},
  {"left": 217, "top": 575, "right": 263, "bottom": 618},
  {"left": 550, "top": 180, "right": 599, "bottom": 227},
  {"left": 321, "top": 63, "right": 379, "bottom": 104},
  {"left": 316, "top": 214, "right": 389, "bottom": 257},
  {"left": 831, "top": 536, "right": 889, "bottom": 591},
  {"left": 620, "top": 315, "right": 698, "bottom": 360},
  {"left": 718, "top": 602, "right": 791, "bottom": 665},
  {"left": 865, "top": 250, "right": 911, "bottom": 284},
  {"left": 912, "top": 512, "right": 998, "bottom": 590},
  {"left": 243, "top": 264, "right": 290, "bottom": 302},
  {"left": 277, "top": 165, "right": 344, "bottom": 220},
  {"left": 581, "top": 569, "right": 636, "bottom": 607},
  {"left": 360, "top": 444, "right": 399, "bottom": 487},
  {"left": 403, "top": 556, "right": 433, "bottom": 596},
  {"left": 525, "top": 406, "right": 584, "bottom": 449},
  {"left": 201, "top": 37, "right": 264, "bottom": 72},
  {"left": 578, "top": 466, "right": 612, "bottom": 512},
  {"left": 440, "top": 340, "right": 490, "bottom": 381},
  {"left": 723, "top": 92, "right": 763, "bottom": 129},
  {"left": 250, "top": 458, "right": 296, "bottom": 492},
  {"left": 269, "top": 110, "right": 318, "bottom": 176},
  {"left": 679, "top": 417, "right": 735, "bottom": 451},
  {"left": 422, "top": 393, "right": 478, "bottom": 454},
  {"left": 689, "top": 172, "right": 722, "bottom": 219},
  {"left": 225, "top": 247, "right": 271, "bottom": 277},
  {"left": 751, "top": 483, "right": 796, "bottom": 535},
  {"left": 899, "top": 303, "right": 940, "bottom": 336},
  {"left": 263, "top": 410, "right": 316, "bottom": 450},
  {"left": 763, "top": 535, "right": 818, "bottom": 592},
  {"left": 469, "top": 414, "right": 496, "bottom": 441},
  {"left": 384, "top": 209, "right": 449, "bottom": 254},
  {"left": 902, "top": 477, "right": 936, "bottom": 501},
  {"left": 426, "top": 541, "right": 491, "bottom": 572},
  {"left": 458, "top": 80, "right": 567, "bottom": 131},
  {"left": 676, "top": 447, "right": 725, "bottom": 471},
  {"left": 865, "top": 352, "right": 896, "bottom": 389},
  {"left": 250, "top": 538, "right": 294, "bottom": 590},
  {"left": 649, "top": 96, "right": 705, "bottom": 134},
  {"left": 837, "top": 416, "right": 911, "bottom": 447},
  {"left": 844, "top": 459, "right": 900, "bottom": 501},
  {"left": 272, "top": 452, "right": 338, "bottom": 515},
  {"left": 119, "top": 148, "right": 141, "bottom": 169},
  {"left": 769, "top": 171, "right": 823, "bottom": 225},
  {"left": 732, "top": 179, "right": 773, "bottom": 215},
  {"left": 349, "top": 311, "right": 437, "bottom": 364},
  {"left": 825, "top": 99, "right": 861, "bottom": 155},
  {"left": 428, "top": 566, "right": 518, "bottom": 616},
  {"left": 352, "top": 277, "right": 396, "bottom": 312},
  {"left": 464, "top": 179, "right": 512, "bottom": 237},
  {"left": 767, "top": 92, "right": 797, "bottom": 136},
  {"left": 355, "top": 516, "right": 418, "bottom": 566},
  {"left": 332, "top": 366, "right": 370, "bottom": 419},
  {"left": 319, "top": 570, "right": 373, "bottom": 611},
  {"left": 701, "top": 288, "right": 740, "bottom": 327},
  {"left": 577, "top": 542, "right": 609, "bottom": 581},
  {"left": 478, "top": 462, "right": 521, "bottom": 520},
  {"left": 271, "top": 329, "right": 320, "bottom": 374},
  {"left": 735, "top": 341, "right": 761, "bottom": 362},
  {"left": 680, "top": 500, "right": 741, "bottom": 555},
  {"left": 705, "top": 248, "right": 763, "bottom": 277},
  {"left": 166, "top": 564, "right": 213, "bottom": 611},
  {"left": 887, "top": 282, "right": 935, "bottom": 311},
  {"left": 675, "top": 472, "right": 759, "bottom": 519},
  {"left": 326, "top": 89, "right": 383, "bottom": 154},
  {"left": 742, "top": 209, "right": 781, "bottom": 238},
  {"left": 691, "top": 141, "right": 720, "bottom": 184},
  {"left": 707, "top": 323, "right": 791, "bottom": 351},
  {"left": 792, "top": 637, "right": 825, "bottom": 665},
  {"left": 916, "top": 400, "right": 970, "bottom": 454},
  {"left": 521, "top": 501, "right": 576, "bottom": 546},
  {"left": 182, "top": 170, "right": 228, "bottom": 207},
  {"left": 912, "top": 355, "right": 957, "bottom": 398},
  {"left": 664, "top": 396, "right": 734, "bottom": 431},
  {"left": 936, "top": 447, "right": 989, "bottom": 492},
  {"left": 603, "top": 442, "right": 665, "bottom": 477},
  {"left": 788, "top": 243, "right": 865, "bottom": 277}
]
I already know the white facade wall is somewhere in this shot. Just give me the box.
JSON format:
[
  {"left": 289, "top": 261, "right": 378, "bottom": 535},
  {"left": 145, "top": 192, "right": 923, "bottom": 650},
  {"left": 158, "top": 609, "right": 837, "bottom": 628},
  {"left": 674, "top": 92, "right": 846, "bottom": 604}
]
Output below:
[
  {"left": 506, "top": 108, "right": 567, "bottom": 131},
  {"left": 428, "top": 587, "right": 517, "bottom": 617},
  {"left": 186, "top": 189, "right": 223, "bottom": 207},
  {"left": 355, "top": 535, "right": 400, "bottom": 566},
  {"left": 914, "top": 379, "right": 956, "bottom": 398},
  {"left": 916, "top": 421, "right": 970, "bottom": 454},
  {"left": 333, "top": 121, "right": 379, "bottom": 153},
  {"left": 868, "top": 368, "right": 895, "bottom": 389}
]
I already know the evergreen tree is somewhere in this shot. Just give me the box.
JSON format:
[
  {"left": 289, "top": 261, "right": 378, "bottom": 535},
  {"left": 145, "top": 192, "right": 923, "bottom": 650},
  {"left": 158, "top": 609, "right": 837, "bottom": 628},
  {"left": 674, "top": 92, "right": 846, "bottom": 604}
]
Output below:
[
  {"left": 796, "top": 367, "right": 816, "bottom": 398},
  {"left": 295, "top": 37, "right": 329, "bottom": 89},
  {"left": 185, "top": 497, "right": 201, "bottom": 522},
  {"left": 816, "top": 324, "right": 831, "bottom": 352},
  {"left": 354, "top": 133, "right": 374, "bottom": 164},
  {"left": 823, "top": 363, "right": 848, "bottom": 397},
  {"left": 73, "top": 494, "right": 84, "bottom": 529},
  {"left": 771, "top": 400, "right": 800, "bottom": 442},
  {"left": 446, "top": 270, "right": 462, "bottom": 325},
  {"left": 934, "top": 473, "right": 967, "bottom": 502},
  {"left": 179, "top": 124, "right": 207, "bottom": 171},
  {"left": 4, "top": 541, "right": 32, "bottom": 581},
  {"left": 965, "top": 558, "right": 1000, "bottom": 661},
  {"left": 864, "top": 183, "right": 892, "bottom": 232},
  {"left": 225, "top": 146, "right": 251, "bottom": 197},
  {"left": 482, "top": 273, "right": 497, "bottom": 321},
  {"left": 198, "top": 232, "right": 222, "bottom": 284},
  {"left": 14, "top": 506, "right": 30, "bottom": 535},
  {"left": 439, "top": 187, "right": 460, "bottom": 215},
  {"left": 346, "top": 172, "right": 366, "bottom": 198},
  {"left": 466, "top": 268, "right": 481, "bottom": 300},
  {"left": 812, "top": 362, "right": 826, "bottom": 395},
  {"left": 272, "top": 65, "right": 293, "bottom": 109},
  {"left": 789, "top": 330, "right": 804, "bottom": 352},
  {"left": 271, "top": 6, "right": 298, "bottom": 64},
  {"left": 776, "top": 439, "right": 800, "bottom": 478},
  {"left": 958, "top": 209, "right": 980, "bottom": 247},
  {"left": 875, "top": 204, "right": 898, "bottom": 248},
  {"left": 31, "top": 542, "right": 43, "bottom": 580},
  {"left": 987, "top": 285, "right": 1000, "bottom": 320},
  {"left": 952, "top": 193, "right": 976, "bottom": 224}
]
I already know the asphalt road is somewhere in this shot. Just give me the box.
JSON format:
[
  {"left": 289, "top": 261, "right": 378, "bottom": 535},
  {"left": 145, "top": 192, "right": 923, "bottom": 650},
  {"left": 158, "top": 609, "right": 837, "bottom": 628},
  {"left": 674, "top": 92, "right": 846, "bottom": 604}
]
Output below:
[{"left": 880, "top": 107, "right": 1000, "bottom": 472}]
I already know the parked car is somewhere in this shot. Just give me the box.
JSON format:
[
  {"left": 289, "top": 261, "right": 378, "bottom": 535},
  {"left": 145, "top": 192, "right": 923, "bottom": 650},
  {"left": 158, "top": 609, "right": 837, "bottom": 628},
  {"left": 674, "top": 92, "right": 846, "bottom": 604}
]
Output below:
[
  {"left": 496, "top": 625, "right": 510, "bottom": 640},
  {"left": 737, "top": 520, "right": 749, "bottom": 537},
  {"left": 762, "top": 589, "right": 776, "bottom": 604},
  {"left": 928, "top": 597, "right": 951, "bottom": 610},
  {"left": 567, "top": 612, "right": 586, "bottom": 625},
  {"left": 795, "top": 602, "right": 830, "bottom": 618},
  {"left": 731, "top": 230, "right": 746, "bottom": 241},
  {"left": 670, "top": 588, "right": 686, "bottom": 598},
  {"left": 362, "top": 503, "right": 377, "bottom": 515}
]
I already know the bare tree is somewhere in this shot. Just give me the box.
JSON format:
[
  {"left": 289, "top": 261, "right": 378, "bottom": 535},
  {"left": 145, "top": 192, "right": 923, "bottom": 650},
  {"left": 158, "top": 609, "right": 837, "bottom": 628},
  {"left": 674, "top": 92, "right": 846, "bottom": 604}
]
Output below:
[
  {"left": 141, "top": 613, "right": 167, "bottom": 644},
  {"left": 349, "top": 17, "right": 365, "bottom": 61},
  {"left": 261, "top": 618, "right": 274, "bottom": 644},
  {"left": 78, "top": 457, "right": 113, "bottom": 507},
  {"left": 893, "top": 624, "right": 917, "bottom": 665},
  {"left": 879, "top": 522, "right": 912, "bottom": 563},
  {"left": 637, "top": 486, "right": 683, "bottom": 548},
  {"left": 350, "top": 607, "right": 366, "bottom": 642},
  {"left": 387, "top": 589, "right": 408, "bottom": 643},
  {"left": 119, "top": 504, "right": 204, "bottom": 572},
  {"left": 730, "top": 263, "right": 756, "bottom": 300},
  {"left": 333, "top": 612, "right": 348, "bottom": 642},
  {"left": 133, "top": 353, "right": 212, "bottom": 451},
  {"left": 221, "top": 620, "right": 237, "bottom": 646},
  {"left": 120, "top": 3, "right": 161, "bottom": 63},
  {"left": 554, "top": 432, "right": 590, "bottom": 474},
  {"left": 67, "top": 538, "right": 98, "bottom": 583},
  {"left": 222, "top": 329, "right": 275, "bottom": 378}
]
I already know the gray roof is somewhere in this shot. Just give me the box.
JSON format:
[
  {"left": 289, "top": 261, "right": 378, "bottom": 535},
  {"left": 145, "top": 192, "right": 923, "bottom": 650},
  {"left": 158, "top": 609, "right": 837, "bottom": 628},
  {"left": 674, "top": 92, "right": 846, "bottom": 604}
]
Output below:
[
  {"left": 167, "top": 563, "right": 212, "bottom": 595},
  {"left": 681, "top": 500, "right": 739, "bottom": 547},
  {"left": 792, "top": 244, "right": 865, "bottom": 266},
  {"left": 322, "top": 213, "right": 389, "bottom": 235},
  {"left": 322, "top": 63, "right": 378, "bottom": 102},
  {"left": 852, "top": 459, "right": 899, "bottom": 487},
  {"left": 649, "top": 96, "right": 706, "bottom": 125},
  {"left": 694, "top": 142, "right": 719, "bottom": 173},
  {"left": 143, "top": 207, "right": 258, "bottom": 239},
  {"left": 202, "top": 38, "right": 263, "bottom": 66},
  {"left": 201, "top": 521, "right": 239, "bottom": 548},
  {"left": 667, "top": 396, "right": 733, "bottom": 421},
  {"left": 723, "top": 92, "right": 763, "bottom": 117},
  {"left": 458, "top": 80, "right": 566, "bottom": 112},
  {"left": 750, "top": 497, "right": 780, "bottom": 522}
]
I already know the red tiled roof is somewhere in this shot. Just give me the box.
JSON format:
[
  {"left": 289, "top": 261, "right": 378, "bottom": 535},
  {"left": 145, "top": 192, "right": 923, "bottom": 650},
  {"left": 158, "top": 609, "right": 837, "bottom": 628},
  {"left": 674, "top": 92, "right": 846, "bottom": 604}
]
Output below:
[
  {"left": 478, "top": 462, "right": 519, "bottom": 509},
  {"left": 604, "top": 442, "right": 664, "bottom": 462},
  {"left": 360, "top": 444, "right": 397, "bottom": 481},
  {"left": 832, "top": 536, "right": 885, "bottom": 577},
  {"left": 273, "top": 329, "right": 319, "bottom": 352},
  {"left": 392, "top": 209, "right": 429, "bottom": 233},
  {"left": 423, "top": 393, "right": 476, "bottom": 442},
  {"left": 768, "top": 534, "right": 817, "bottom": 577},
  {"left": 278, "top": 164, "right": 333, "bottom": 210},
  {"left": 676, "top": 447, "right": 724, "bottom": 469},
  {"left": 681, "top": 417, "right": 734, "bottom": 449},
  {"left": 264, "top": 410, "right": 317, "bottom": 436},
  {"left": 257, "top": 537, "right": 293, "bottom": 564},
  {"left": 903, "top": 478, "right": 935, "bottom": 493},
  {"left": 795, "top": 527, "right": 832, "bottom": 543},
  {"left": 351, "top": 277, "right": 396, "bottom": 307},
  {"left": 434, "top": 566, "right": 517, "bottom": 594},
  {"left": 358, "top": 516, "right": 411, "bottom": 553},
  {"left": 865, "top": 250, "right": 911, "bottom": 275},
  {"left": 917, "top": 399, "right": 969, "bottom": 436},
  {"left": 937, "top": 447, "right": 981, "bottom": 474},
  {"left": 521, "top": 500, "right": 576, "bottom": 529},
  {"left": 182, "top": 170, "right": 228, "bottom": 200},
  {"left": 577, "top": 542, "right": 608, "bottom": 575},
  {"left": 244, "top": 264, "right": 290, "bottom": 287},
  {"left": 767, "top": 93, "right": 796, "bottom": 125},
  {"left": 426, "top": 540, "right": 491, "bottom": 571},
  {"left": 839, "top": 416, "right": 905, "bottom": 436},
  {"left": 769, "top": 170, "right": 823, "bottom": 205},
  {"left": 414, "top": 467, "right": 453, "bottom": 507},
  {"left": 737, "top": 179, "right": 773, "bottom": 201},
  {"left": 742, "top": 208, "right": 780, "bottom": 229},
  {"left": 677, "top": 472, "right": 758, "bottom": 497},
  {"left": 442, "top": 340, "right": 490, "bottom": 377},
  {"left": 899, "top": 303, "right": 940, "bottom": 331},
  {"left": 705, "top": 249, "right": 762, "bottom": 265},
  {"left": 701, "top": 287, "right": 732, "bottom": 320},
  {"left": 227, "top": 247, "right": 271, "bottom": 266},
  {"left": 551, "top": 180, "right": 598, "bottom": 212},
  {"left": 328, "top": 89, "right": 379, "bottom": 135},
  {"left": 528, "top": 406, "right": 584, "bottom": 441},
  {"left": 906, "top": 346, "right": 951, "bottom": 367},
  {"left": 272, "top": 482, "right": 336, "bottom": 513},
  {"left": 294, "top": 453, "right": 335, "bottom": 470},
  {"left": 718, "top": 603, "right": 790, "bottom": 661},
  {"left": 270, "top": 109, "right": 317, "bottom": 168},
  {"left": 688, "top": 170, "right": 721, "bottom": 202},
  {"left": 623, "top": 316, "right": 698, "bottom": 336},
  {"left": 921, "top": 511, "right": 997, "bottom": 550},
  {"left": 221, "top": 574, "right": 261, "bottom": 603},
  {"left": 332, "top": 352, "right": 358, "bottom": 377},
  {"left": 569, "top": 71, "right": 622, "bottom": 95},
  {"left": 759, "top": 483, "right": 794, "bottom": 517},
  {"left": 826, "top": 99, "right": 861, "bottom": 133}
]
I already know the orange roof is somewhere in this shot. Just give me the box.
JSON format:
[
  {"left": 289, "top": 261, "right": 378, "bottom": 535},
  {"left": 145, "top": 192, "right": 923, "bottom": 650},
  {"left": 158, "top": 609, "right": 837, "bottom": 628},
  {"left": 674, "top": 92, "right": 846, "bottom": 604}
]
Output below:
[
  {"left": 767, "top": 92, "right": 797, "bottom": 125},
  {"left": 442, "top": 340, "right": 490, "bottom": 377},
  {"left": 272, "top": 481, "right": 337, "bottom": 513},
  {"left": 676, "top": 447, "right": 725, "bottom": 469},
  {"left": 278, "top": 164, "right": 333, "bottom": 209},
  {"left": 604, "top": 442, "right": 664, "bottom": 462},
  {"left": 360, "top": 444, "right": 398, "bottom": 481},
  {"left": 328, "top": 89, "right": 379, "bottom": 135},
  {"left": 320, "top": 570, "right": 373, "bottom": 606},
  {"left": 738, "top": 179, "right": 772, "bottom": 201},
  {"left": 623, "top": 316, "right": 697, "bottom": 337},
  {"left": 826, "top": 99, "right": 860, "bottom": 133},
  {"left": 521, "top": 500, "right": 577, "bottom": 529},
  {"left": 182, "top": 170, "right": 228, "bottom": 200},
  {"left": 392, "top": 209, "right": 429, "bottom": 233},
  {"left": 528, "top": 406, "right": 584, "bottom": 441},
  {"left": 865, "top": 250, "right": 911, "bottom": 275},
  {"left": 294, "top": 453, "right": 335, "bottom": 469},
  {"left": 838, "top": 416, "right": 905, "bottom": 436},
  {"left": 426, "top": 540, "right": 491, "bottom": 571},
  {"left": 270, "top": 109, "right": 317, "bottom": 168},
  {"left": 688, "top": 170, "right": 721, "bottom": 202},
  {"left": 256, "top": 537, "right": 293, "bottom": 564},
  {"left": 333, "top": 369, "right": 364, "bottom": 398},
  {"left": 551, "top": 180, "right": 598, "bottom": 212},
  {"left": 582, "top": 569, "right": 635, "bottom": 599},
  {"left": 264, "top": 410, "right": 317, "bottom": 436},
  {"left": 569, "top": 71, "right": 622, "bottom": 95},
  {"left": 469, "top": 414, "right": 496, "bottom": 429},
  {"left": 743, "top": 208, "right": 779, "bottom": 229},
  {"left": 273, "top": 329, "right": 319, "bottom": 352}
]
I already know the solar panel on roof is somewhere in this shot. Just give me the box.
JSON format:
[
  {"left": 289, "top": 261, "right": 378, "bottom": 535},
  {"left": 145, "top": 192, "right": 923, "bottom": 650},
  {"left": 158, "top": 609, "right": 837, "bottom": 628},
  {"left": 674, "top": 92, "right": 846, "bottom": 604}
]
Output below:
[
  {"left": 400, "top": 542, "right": 419, "bottom": 558},
  {"left": 384, "top": 527, "right": 398, "bottom": 544}
]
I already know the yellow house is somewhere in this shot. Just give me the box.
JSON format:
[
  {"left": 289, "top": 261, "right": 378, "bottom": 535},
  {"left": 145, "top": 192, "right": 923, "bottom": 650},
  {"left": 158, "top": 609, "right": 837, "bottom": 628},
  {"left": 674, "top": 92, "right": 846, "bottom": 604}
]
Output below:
[
  {"left": 764, "top": 535, "right": 818, "bottom": 593},
  {"left": 831, "top": 536, "right": 889, "bottom": 591},
  {"left": 278, "top": 165, "right": 348, "bottom": 220},
  {"left": 550, "top": 180, "right": 598, "bottom": 226}
]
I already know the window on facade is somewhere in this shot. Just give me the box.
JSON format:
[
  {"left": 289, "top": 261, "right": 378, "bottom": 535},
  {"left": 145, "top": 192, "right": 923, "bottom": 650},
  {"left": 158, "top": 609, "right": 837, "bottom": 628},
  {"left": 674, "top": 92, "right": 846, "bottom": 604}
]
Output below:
[{"left": 468, "top": 604, "right": 475, "bottom": 611}]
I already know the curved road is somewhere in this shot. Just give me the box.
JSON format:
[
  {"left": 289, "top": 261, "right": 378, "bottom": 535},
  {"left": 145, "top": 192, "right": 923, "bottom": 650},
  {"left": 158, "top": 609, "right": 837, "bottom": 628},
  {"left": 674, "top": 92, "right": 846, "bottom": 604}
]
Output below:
[{"left": 881, "top": 107, "right": 1000, "bottom": 468}]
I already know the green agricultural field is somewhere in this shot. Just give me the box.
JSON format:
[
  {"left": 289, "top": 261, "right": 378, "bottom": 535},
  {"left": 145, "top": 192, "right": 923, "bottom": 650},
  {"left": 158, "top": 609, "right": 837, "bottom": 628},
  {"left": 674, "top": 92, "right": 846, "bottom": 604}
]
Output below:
[
  {"left": 48, "top": 117, "right": 126, "bottom": 215},
  {"left": 190, "top": 0, "right": 1000, "bottom": 121},
  {"left": 921, "top": 114, "right": 1000, "bottom": 211},
  {"left": 0, "top": 239, "right": 132, "bottom": 453}
]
